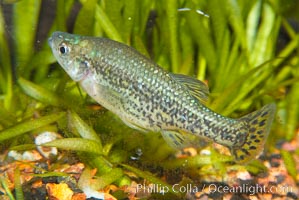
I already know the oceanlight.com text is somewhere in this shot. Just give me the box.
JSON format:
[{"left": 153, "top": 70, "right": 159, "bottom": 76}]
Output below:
[
  {"left": 208, "top": 184, "right": 292, "bottom": 196},
  {"left": 136, "top": 183, "right": 293, "bottom": 196}
]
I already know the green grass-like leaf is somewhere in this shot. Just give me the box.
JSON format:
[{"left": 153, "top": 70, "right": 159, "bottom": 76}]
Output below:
[
  {"left": 0, "top": 176, "right": 15, "bottom": 200},
  {"left": 0, "top": 8, "right": 13, "bottom": 111},
  {"left": 281, "top": 150, "right": 297, "bottom": 180},
  {"left": 41, "top": 138, "right": 102, "bottom": 155},
  {"left": 95, "top": 4, "right": 123, "bottom": 42},
  {"left": 1, "top": 0, "right": 299, "bottom": 197},
  {"left": 94, "top": 168, "right": 123, "bottom": 189},
  {"left": 166, "top": 0, "right": 179, "bottom": 73},
  {"left": 13, "top": 0, "right": 41, "bottom": 77},
  {"left": 69, "top": 110, "right": 102, "bottom": 146},
  {"left": 14, "top": 168, "right": 24, "bottom": 200},
  {"left": 74, "top": 0, "right": 97, "bottom": 35},
  {"left": 285, "top": 81, "right": 299, "bottom": 140},
  {"left": 0, "top": 112, "right": 65, "bottom": 142},
  {"left": 18, "top": 77, "right": 62, "bottom": 107}
]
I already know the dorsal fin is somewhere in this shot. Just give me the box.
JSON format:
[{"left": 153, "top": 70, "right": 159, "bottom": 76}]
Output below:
[{"left": 170, "top": 73, "right": 209, "bottom": 104}]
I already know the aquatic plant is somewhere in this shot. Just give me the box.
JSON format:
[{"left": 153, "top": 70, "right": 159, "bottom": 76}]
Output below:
[{"left": 0, "top": 0, "right": 298, "bottom": 199}]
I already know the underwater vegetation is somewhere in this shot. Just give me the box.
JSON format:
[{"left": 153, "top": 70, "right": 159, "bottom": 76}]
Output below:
[{"left": 0, "top": 0, "right": 299, "bottom": 199}]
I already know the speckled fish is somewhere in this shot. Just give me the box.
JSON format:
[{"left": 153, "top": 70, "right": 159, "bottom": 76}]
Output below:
[{"left": 48, "top": 31, "right": 276, "bottom": 164}]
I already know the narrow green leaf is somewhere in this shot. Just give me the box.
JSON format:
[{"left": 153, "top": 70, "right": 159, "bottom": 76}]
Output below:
[
  {"left": 78, "top": 167, "right": 93, "bottom": 189},
  {"left": 223, "top": 38, "right": 242, "bottom": 84},
  {"left": 166, "top": 0, "right": 179, "bottom": 73},
  {"left": 14, "top": 168, "right": 24, "bottom": 200},
  {"left": 0, "top": 112, "right": 65, "bottom": 142},
  {"left": 214, "top": 30, "right": 231, "bottom": 91},
  {"left": 95, "top": 4, "right": 123, "bottom": 42},
  {"left": 211, "top": 61, "right": 272, "bottom": 113},
  {"left": 285, "top": 82, "right": 299, "bottom": 140},
  {"left": 9, "top": 144, "right": 36, "bottom": 151},
  {"left": 69, "top": 110, "right": 102, "bottom": 148},
  {"left": 281, "top": 150, "right": 297, "bottom": 180},
  {"left": 161, "top": 155, "right": 212, "bottom": 170},
  {"left": 273, "top": 35, "right": 299, "bottom": 67},
  {"left": 85, "top": 155, "right": 113, "bottom": 175},
  {"left": 135, "top": 0, "right": 152, "bottom": 35},
  {"left": 281, "top": 19, "right": 297, "bottom": 39},
  {"left": 246, "top": 0, "right": 262, "bottom": 51},
  {"left": 132, "top": 35, "right": 150, "bottom": 57},
  {"left": 196, "top": 53, "right": 207, "bottom": 81},
  {"left": 25, "top": 50, "right": 57, "bottom": 83},
  {"left": 186, "top": 11, "right": 216, "bottom": 70},
  {"left": 0, "top": 8, "right": 13, "bottom": 110},
  {"left": 250, "top": 3, "right": 276, "bottom": 66},
  {"left": 55, "top": 0, "right": 67, "bottom": 31},
  {"left": 223, "top": 69, "right": 270, "bottom": 115},
  {"left": 0, "top": 176, "right": 15, "bottom": 200},
  {"left": 208, "top": 0, "right": 228, "bottom": 50},
  {"left": 18, "top": 77, "right": 62, "bottom": 107},
  {"left": 78, "top": 167, "right": 122, "bottom": 191},
  {"left": 42, "top": 138, "right": 102, "bottom": 155},
  {"left": 2, "top": 0, "right": 22, "bottom": 3},
  {"left": 31, "top": 172, "right": 68, "bottom": 177},
  {"left": 74, "top": 0, "right": 97, "bottom": 35},
  {"left": 123, "top": 0, "right": 137, "bottom": 43},
  {"left": 13, "top": 0, "right": 41, "bottom": 74},
  {"left": 0, "top": 106, "right": 15, "bottom": 127},
  {"left": 53, "top": 0, "right": 74, "bottom": 32},
  {"left": 163, "top": 150, "right": 231, "bottom": 170},
  {"left": 245, "top": 160, "right": 268, "bottom": 175},
  {"left": 179, "top": 20, "right": 194, "bottom": 75},
  {"left": 226, "top": 0, "right": 247, "bottom": 50},
  {"left": 94, "top": 168, "right": 123, "bottom": 189},
  {"left": 103, "top": 0, "right": 123, "bottom": 31},
  {"left": 116, "top": 176, "right": 131, "bottom": 187}
]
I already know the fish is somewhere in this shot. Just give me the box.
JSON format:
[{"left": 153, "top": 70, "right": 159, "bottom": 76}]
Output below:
[{"left": 48, "top": 31, "right": 276, "bottom": 164}]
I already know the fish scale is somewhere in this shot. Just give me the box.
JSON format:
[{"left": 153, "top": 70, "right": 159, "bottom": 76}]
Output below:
[{"left": 49, "top": 31, "right": 276, "bottom": 164}]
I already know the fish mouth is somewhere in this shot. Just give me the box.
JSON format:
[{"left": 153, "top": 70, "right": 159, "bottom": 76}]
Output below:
[{"left": 48, "top": 36, "right": 53, "bottom": 47}]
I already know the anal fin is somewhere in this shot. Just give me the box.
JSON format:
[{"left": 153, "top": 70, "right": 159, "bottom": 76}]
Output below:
[
  {"left": 120, "top": 117, "right": 148, "bottom": 133},
  {"left": 161, "top": 130, "right": 206, "bottom": 149}
]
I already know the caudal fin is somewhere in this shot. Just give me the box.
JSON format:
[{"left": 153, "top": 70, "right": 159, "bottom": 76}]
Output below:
[{"left": 231, "top": 103, "right": 276, "bottom": 164}]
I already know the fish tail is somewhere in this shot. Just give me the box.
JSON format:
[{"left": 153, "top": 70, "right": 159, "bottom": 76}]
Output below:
[{"left": 231, "top": 103, "right": 276, "bottom": 164}]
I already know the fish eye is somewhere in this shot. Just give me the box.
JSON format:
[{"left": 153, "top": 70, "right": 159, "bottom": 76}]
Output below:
[{"left": 58, "top": 43, "right": 70, "bottom": 55}]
